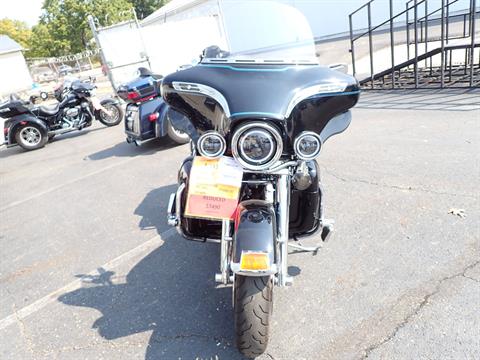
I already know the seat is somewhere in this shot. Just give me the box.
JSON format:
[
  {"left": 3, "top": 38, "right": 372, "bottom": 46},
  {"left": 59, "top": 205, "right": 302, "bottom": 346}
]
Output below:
[{"left": 36, "top": 103, "right": 60, "bottom": 116}]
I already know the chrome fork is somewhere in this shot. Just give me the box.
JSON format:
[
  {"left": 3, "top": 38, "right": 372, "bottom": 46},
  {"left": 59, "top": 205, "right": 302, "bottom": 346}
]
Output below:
[
  {"left": 215, "top": 219, "right": 232, "bottom": 285},
  {"left": 276, "top": 171, "right": 293, "bottom": 287}
]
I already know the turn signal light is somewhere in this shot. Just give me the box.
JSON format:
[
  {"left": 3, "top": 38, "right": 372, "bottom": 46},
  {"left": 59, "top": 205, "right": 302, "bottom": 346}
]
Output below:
[{"left": 240, "top": 252, "right": 269, "bottom": 271}]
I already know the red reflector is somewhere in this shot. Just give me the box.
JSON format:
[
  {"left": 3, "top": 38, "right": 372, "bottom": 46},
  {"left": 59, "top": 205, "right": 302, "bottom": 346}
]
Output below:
[
  {"left": 4, "top": 127, "right": 8, "bottom": 134},
  {"left": 127, "top": 91, "right": 139, "bottom": 100},
  {"left": 20, "top": 121, "right": 27, "bottom": 125},
  {"left": 148, "top": 113, "right": 159, "bottom": 122}
]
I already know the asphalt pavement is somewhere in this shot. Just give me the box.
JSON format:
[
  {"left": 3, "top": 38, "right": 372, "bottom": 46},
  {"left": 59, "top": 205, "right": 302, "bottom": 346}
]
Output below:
[{"left": 0, "top": 89, "right": 479, "bottom": 360}]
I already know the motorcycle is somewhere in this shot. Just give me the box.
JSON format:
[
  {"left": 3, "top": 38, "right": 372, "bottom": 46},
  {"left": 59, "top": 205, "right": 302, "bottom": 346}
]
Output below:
[
  {"left": 0, "top": 80, "right": 122, "bottom": 151},
  {"left": 162, "top": 2, "right": 360, "bottom": 358},
  {"left": 118, "top": 68, "right": 190, "bottom": 146}
]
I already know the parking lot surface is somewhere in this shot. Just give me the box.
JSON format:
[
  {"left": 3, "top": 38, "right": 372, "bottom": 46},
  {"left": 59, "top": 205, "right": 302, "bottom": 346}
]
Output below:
[{"left": 0, "top": 89, "right": 479, "bottom": 360}]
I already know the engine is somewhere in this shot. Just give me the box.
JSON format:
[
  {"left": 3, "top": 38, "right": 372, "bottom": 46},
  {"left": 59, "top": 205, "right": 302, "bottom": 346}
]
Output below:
[
  {"left": 62, "top": 107, "right": 81, "bottom": 128},
  {"left": 64, "top": 107, "right": 80, "bottom": 120}
]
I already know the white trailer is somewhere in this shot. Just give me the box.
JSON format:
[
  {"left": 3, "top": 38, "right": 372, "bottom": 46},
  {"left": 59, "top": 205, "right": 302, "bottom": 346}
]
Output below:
[{"left": 0, "top": 36, "right": 33, "bottom": 97}]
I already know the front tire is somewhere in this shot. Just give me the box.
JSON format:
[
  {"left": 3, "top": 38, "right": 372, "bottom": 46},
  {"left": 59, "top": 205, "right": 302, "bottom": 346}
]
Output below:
[
  {"left": 15, "top": 124, "right": 47, "bottom": 151},
  {"left": 97, "top": 103, "right": 123, "bottom": 126},
  {"left": 234, "top": 276, "right": 273, "bottom": 358}
]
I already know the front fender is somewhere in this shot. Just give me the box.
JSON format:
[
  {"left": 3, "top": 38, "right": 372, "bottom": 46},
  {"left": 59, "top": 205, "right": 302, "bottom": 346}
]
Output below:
[
  {"left": 8, "top": 115, "right": 48, "bottom": 145},
  {"left": 230, "top": 200, "right": 277, "bottom": 276},
  {"left": 157, "top": 101, "right": 170, "bottom": 137},
  {"left": 100, "top": 98, "right": 120, "bottom": 106}
]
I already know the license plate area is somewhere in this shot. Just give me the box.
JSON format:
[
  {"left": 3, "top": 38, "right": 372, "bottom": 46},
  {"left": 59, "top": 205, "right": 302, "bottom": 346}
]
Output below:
[{"left": 185, "top": 157, "right": 243, "bottom": 220}]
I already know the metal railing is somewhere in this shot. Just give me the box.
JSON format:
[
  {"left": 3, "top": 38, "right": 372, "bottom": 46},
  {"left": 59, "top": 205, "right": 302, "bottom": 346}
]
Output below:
[{"left": 349, "top": 0, "right": 478, "bottom": 89}]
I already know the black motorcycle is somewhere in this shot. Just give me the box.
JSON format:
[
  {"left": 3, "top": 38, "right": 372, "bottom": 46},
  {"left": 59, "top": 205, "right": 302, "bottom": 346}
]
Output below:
[
  {"left": 162, "top": 2, "right": 360, "bottom": 358},
  {"left": 0, "top": 80, "right": 122, "bottom": 151}
]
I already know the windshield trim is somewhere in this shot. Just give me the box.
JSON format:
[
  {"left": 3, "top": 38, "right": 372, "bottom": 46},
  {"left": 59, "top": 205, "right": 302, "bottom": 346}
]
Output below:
[{"left": 200, "top": 58, "right": 318, "bottom": 66}]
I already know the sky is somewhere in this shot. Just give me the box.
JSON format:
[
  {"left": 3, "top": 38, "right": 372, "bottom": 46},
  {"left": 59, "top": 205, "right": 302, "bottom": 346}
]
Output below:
[
  {"left": 2, "top": 0, "right": 44, "bottom": 26},
  {"left": 0, "top": 0, "right": 468, "bottom": 35},
  {"left": 1, "top": 0, "right": 390, "bottom": 30}
]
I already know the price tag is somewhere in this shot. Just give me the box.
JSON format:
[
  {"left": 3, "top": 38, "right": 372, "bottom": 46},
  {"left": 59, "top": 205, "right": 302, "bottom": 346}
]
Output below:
[{"left": 185, "top": 156, "right": 243, "bottom": 220}]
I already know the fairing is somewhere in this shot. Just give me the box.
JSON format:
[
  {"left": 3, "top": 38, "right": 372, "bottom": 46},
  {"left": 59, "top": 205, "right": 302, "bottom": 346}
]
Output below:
[{"left": 162, "top": 63, "right": 359, "bottom": 145}]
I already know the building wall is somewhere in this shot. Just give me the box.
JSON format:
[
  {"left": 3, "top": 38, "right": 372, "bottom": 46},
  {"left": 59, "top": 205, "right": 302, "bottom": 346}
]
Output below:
[
  {"left": 0, "top": 51, "right": 32, "bottom": 96},
  {"left": 142, "top": 0, "right": 219, "bottom": 26}
]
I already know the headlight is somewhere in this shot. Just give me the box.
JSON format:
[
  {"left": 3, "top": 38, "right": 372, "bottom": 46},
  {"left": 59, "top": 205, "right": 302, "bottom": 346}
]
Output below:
[
  {"left": 197, "top": 131, "right": 226, "bottom": 158},
  {"left": 232, "top": 122, "right": 283, "bottom": 170},
  {"left": 294, "top": 132, "right": 322, "bottom": 160}
]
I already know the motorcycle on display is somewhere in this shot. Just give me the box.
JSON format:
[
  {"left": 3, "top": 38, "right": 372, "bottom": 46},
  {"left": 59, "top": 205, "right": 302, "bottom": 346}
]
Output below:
[
  {"left": 117, "top": 68, "right": 190, "bottom": 146},
  {"left": 163, "top": 1, "right": 360, "bottom": 358},
  {"left": 0, "top": 79, "right": 122, "bottom": 151}
]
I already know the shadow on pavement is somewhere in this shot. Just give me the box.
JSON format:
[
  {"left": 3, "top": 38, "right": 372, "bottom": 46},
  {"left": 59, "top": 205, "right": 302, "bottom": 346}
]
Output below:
[
  {"left": 357, "top": 88, "right": 480, "bottom": 112},
  {"left": 85, "top": 138, "right": 179, "bottom": 161},
  {"left": 58, "top": 184, "right": 247, "bottom": 360},
  {"left": 0, "top": 126, "right": 108, "bottom": 159},
  {"left": 51, "top": 125, "right": 107, "bottom": 141}
]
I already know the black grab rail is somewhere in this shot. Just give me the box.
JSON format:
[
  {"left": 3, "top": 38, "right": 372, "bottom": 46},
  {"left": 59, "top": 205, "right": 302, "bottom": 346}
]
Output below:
[{"left": 349, "top": 0, "right": 478, "bottom": 89}]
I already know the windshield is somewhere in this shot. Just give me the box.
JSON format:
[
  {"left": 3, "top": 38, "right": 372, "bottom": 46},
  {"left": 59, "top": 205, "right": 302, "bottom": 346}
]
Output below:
[{"left": 202, "top": 1, "right": 317, "bottom": 64}]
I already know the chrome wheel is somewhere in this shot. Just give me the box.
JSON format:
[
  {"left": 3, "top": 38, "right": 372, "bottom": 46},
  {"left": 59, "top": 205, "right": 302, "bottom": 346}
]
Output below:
[
  {"left": 99, "top": 104, "right": 120, "bottom": 125},
  {"left": 167, "top": 120, "right": 190, "bottom": 144},
  {"left": 171, "top": 126, "right": 188, "bottom": 139},
  {"left": 20, "top": 127, "right": 41, "bottom": 146}
]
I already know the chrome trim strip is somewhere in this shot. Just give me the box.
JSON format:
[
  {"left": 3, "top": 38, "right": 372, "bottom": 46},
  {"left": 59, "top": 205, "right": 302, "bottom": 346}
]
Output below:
[
  {"left": 172, "top": 81, "right": 231, "bottom": 118},
  {"left": 219, "top": 219, "right": 232, "bottom": 285},
  {"left": 243, "top": 160, "right": 298, "bottom": 175},
  {"left": 285, "top": 83, "right": 349, "bottom": 118},
  {"left": 172, "top": 80, "right": 355, "bottom": 122},
  {"left": 230, "top": 262, "right": 278, "bottom": 277},
  {"left": 167, "top": 192, "right": 177, "bottom": 226},
  {"left": 276, "top": 173, "right": 292, "bottom": 287}
]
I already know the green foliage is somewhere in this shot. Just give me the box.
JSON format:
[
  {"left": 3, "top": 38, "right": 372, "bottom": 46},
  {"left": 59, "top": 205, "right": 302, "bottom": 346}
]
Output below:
[
  {"left": 130, "top": 0, "right": 169, "bottom": 19},
  {"left": 4, "top": 0, "right": 170, "bottom": 58},
  {"left": 29, "top": 23, "right": 68, "bottom": 58},
  {"left": 0, "top": 18, "right": 32, "bottom": 49},
  {"left": 29, "top": 0, "right": 134, "bottom": 58}
]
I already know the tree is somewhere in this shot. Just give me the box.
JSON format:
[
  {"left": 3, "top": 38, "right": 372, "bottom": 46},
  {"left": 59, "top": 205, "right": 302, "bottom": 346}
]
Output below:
[
  {"left": 130, "top": 0, "right": 170, "bottom": 20},
  {"left": 0, "top": 18, "right": 32, "bottom": 49},
  {"left": 28, "top": 23, "right": 68, "bottom": 58},
  {"left": 30, "top": 0, "right": 133, "bottom": 57}
]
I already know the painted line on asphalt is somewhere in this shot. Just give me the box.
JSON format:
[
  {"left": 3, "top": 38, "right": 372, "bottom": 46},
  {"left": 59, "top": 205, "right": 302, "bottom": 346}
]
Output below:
[{"left": 0, "top": 227, "right": 177, "bottom": 331}]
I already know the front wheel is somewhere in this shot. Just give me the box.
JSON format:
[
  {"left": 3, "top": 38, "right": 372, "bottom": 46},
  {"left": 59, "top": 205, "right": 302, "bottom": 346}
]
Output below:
[
  {"left": 15, "top": 124, "right": 47, "bottom": 151},
  {"left": 234, "top": 275, "right": 273, "bottom": 358},
  {"left": 97, "top": 102, "right": 123, "bottom": 126}
]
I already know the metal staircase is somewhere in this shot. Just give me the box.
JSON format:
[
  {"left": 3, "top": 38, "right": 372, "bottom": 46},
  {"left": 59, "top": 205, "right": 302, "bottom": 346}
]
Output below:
[{"left": 349, "top": 0, "right": 479, "bottom": 89}]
